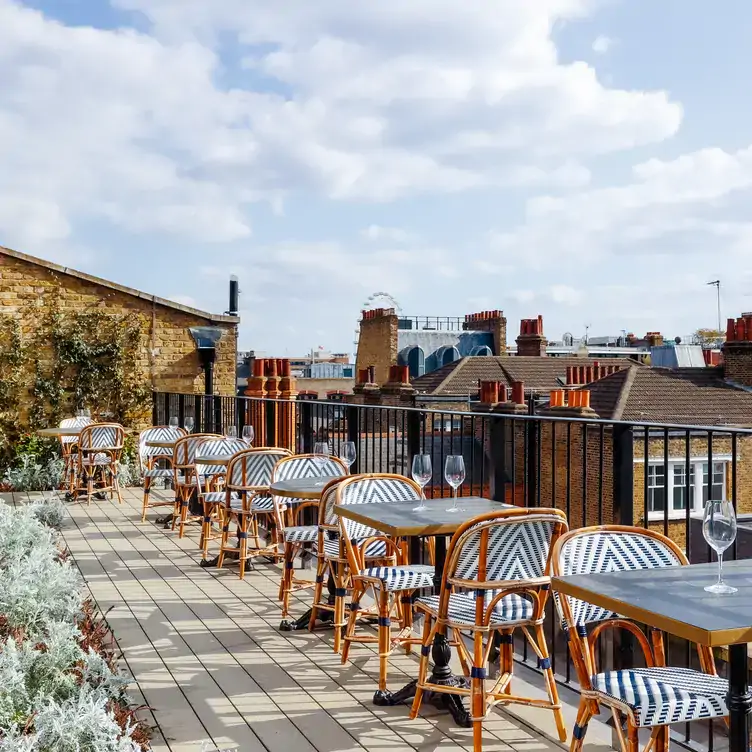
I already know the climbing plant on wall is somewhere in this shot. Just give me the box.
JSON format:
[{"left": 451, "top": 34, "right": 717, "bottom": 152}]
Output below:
[{"left": 0, "top": 291, "right": 152, "bottom": 470}]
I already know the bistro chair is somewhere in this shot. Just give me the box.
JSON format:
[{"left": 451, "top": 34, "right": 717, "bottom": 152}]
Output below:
[
  {"left": 139, "top": 426, "right": 186, "bottom": 522},
  {"left": 58, "top": 416, "right": 92, "bottom": 494},
  {"left": 76, "top": 423, "right": 125, "bottom": 505},
  {"left": 193, "top": 437, "right": 247, "bottom": 560},
  {"left": 172, "top": 433, "right": 221, "bottom": 537},
  {"left": 274, "top": 454, "right": 348, "bottom": 618},
  {"left": 552, "top": 526, "right": 728, "bottom": 752},
  {"left": 216, "top": 447, "right": 293, "bottom": 578},
  {"left": 337, "top": 474, "right": 436, "bottom": 697},
  {"left": 411, "top": 507, "right": 569, "bottom": 751}
]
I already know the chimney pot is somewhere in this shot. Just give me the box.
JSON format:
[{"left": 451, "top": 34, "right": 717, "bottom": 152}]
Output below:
[
  {"left": 511, "top": 380, "right": 525, "bottom": 405},
  {"left": 727, "top": 318, "right": 736, "bottom": 342},
  {"left": 498, "top": 384, "right": 508, "bottom": 402},
  {"left": 368, "top": 365, "right": 376, "bottom": 384},
  {"left": 253, "top": 358, "right": 265, "bottom": 377},
  {"left": 358, "top": 368, "right": 368, "bottom": 385},
  {"left": 581, "top": 390, "right": 591, "bottom": 409},
  {"left": 737, "top": 317, "right": 747, "bottom": 341}
]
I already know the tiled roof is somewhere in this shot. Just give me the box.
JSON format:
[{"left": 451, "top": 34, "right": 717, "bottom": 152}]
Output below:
[
  {"left": 412, "top": 356, "right": 639, "bottom": 396},
  {"left": 584, "top": 366, "right": 752, "bottom": 427}
]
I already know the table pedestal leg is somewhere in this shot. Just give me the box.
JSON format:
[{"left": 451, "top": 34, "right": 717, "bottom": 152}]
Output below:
[
  {"left": 728, "top": 643, "right": 751, "bottom": 752},
  {"left": 372, "top": 535, "right": 471, "bottom": 728}
]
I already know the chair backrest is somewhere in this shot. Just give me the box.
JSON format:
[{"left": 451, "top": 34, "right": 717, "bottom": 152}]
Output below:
[
  {"left": 173, "top": 433, "right": 222, "bottom": 469},
  {"left": 59, "top": 416, "right": 92, "bottom": 445},
  {"left": 194, "top": 438, "right": 248, "bottom": 477},
  {"left": 272, "top": 454, "right": 348, "bottom": 482},
  {"left": 319, "top": 477, "right": 348, "bottom": 528},
  {"left": 138, "top": 426, "right": 186, "bottom": 468},
  {"left": 446, "top": 508, "right": 568, "bottom": 589},
  {"left": 552, "top": 526, "right": 685, "bottom": 631},
  {"left": 225, "top": 448, "right": 292, "bottom": 491},
  {"left": 78, "top": 423, "right": 125, "bottom": 452},
  {"left": 336, "top": 474, "right": 422, "bottom": 543}
]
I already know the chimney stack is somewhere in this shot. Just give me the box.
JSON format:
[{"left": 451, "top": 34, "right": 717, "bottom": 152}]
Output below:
[
  {"left": 516, "top": 316, "right": 548, "bottom": 357},
  {"left": 723, "top": 315, "right": 752, "bottom": 386}
]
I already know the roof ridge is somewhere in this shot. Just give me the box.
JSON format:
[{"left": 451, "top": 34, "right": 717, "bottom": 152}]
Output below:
[
  {"left": 434, "top": 357, "right": 468, "bottom": 393},
  {"left": 0, "top": 245, "right": 238, "bottom": 324},
  {"left": 611, "top": 365, "right": 637, "bottom": 421}
]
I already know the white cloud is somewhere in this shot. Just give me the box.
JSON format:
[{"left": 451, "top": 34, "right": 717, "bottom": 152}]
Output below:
[
  {"left": 592, "top": 35, "right": 615, "bottom": 54},
  {"left": 549, "top": 284, "right": 582, "bottom": 305},
  {"left": 361, "top": 225, "right": 418, "bottom": 243}
]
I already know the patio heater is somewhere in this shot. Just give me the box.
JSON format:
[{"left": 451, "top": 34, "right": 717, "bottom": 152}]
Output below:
[{"left": 189, "top": 326, "right": 223, "bottom": 395}]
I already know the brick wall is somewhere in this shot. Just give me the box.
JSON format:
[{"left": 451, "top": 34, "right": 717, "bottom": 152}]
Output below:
[
  {"left": 0, "top": 249, "right": 237, "bottom": 422},
  {"left": 354, "top": 309, "right": 398, "bottom": 385}
]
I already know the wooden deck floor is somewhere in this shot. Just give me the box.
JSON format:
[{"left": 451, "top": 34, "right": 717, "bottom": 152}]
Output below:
[{"left": 12, "top": 488, "right": 613, "bottom": 752}]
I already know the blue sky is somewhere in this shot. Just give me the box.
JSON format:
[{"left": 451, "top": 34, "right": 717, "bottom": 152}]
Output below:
[{"left": 2, "top": 0, "right": 751, "bottom": 355}]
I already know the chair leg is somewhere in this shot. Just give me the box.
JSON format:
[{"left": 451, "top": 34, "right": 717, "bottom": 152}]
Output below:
[
  {"left": 178, "top": 496, "right": 190, "bottom": 538},
  {"left": 238, "top": 515, "right": 249, "bottom": 580},
  {"left": 141, "top": 480, "right": 150, "bottom": 522},
  {"left": 534, "top": 624, "right": 567, "bottom": 742},
  {"left": 570, "top": 702, "right": 594, "bottom": 752},
  {"left": 341, "top": 582, "right": 366, "bottom": 665},
  {"left": 377, "top": 587, "right": 391, "bottom": 693},
  {"left": 280, "top": 542, "right": 295, "bottom": 617},
  {"left": 626, "top": 722, "right": 639, "bottom": 752},
  {"left": 401, "top": 595, "right": 414, "bottom": 655},
  {"left": 250, "top": 514, "right": 262, "bottom": 550},
  {"left": 409, "top": 611, "right": 435, "bottom": 719},
  {"left": 332, "top": 562, "right": 347, "bottom": 654},
  {"left": 471, "top": 630, "right": 486, "bottom": 752},
  {"left": 113, "top": 464, "right": 122, "bottom": 504},
  {"left": 217, "top": 513, "right": 231, "bottom": 570},
  {"left": 201, "top": 504, "right": 213, "bottom": 560},
  {"left": 309, "top": 555, "right": 327, "bottom": 632}
]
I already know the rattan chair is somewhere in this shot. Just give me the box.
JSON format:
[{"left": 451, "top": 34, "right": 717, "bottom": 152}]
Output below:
[
  {"left": 273, "top": 454, "right": 348, "bottom": 618},
  {"left": 552, "top": 526, "right": 728, "bottom": 752},
  {"left": 411, "top": 507, "right": 569, "bottom": 751},
  {"left": 58, "top": 416, "right": 92, "bottom": 494},
  {"left": 216, "top": 447, "right": 293, "bottom": 578},
  {"left": 76, "top": 423, "right": 125, "bottom": 504},
  {"left": 139, "top": 426, "right": 186, "bottom": 522},
  {"left": 193, "top": 437, "right": 248, "bottom": 559},
  {"left": 337, "top": 474, "right": 436, "bottom": 697},
  {"left": 172, "top": 433, "right": 222, "bottom": 537}
]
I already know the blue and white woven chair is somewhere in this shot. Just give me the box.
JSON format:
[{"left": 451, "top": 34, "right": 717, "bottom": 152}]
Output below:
[
  {"left": 193, "top": 437, "right": 248, "bottom": 559},
  {"left": 411, "top": 507, "right": 569, "bottom": 750},
  {"left": 76, "top": 423, "right": 125, "bottom": 505},
  {"left": 172, "top": 433, "right": 222, "bottom": 537},
  {"left": 337, "top": 474, "right": 436, "bottom": 696},
  {"left": 139, "top": 426, "right": 186, "bottom": 522},
  {"left": 216, "top": 447, "right": 292, "bottom": 578},
  {"left": 273, "top": 454, "right": 348, "bottom": 617},
  {"left": 552, "top": 526, "right": 727, "bottom": 752},
  {"left": 59, "top": 416, "right": 92, "bottom": 494}
]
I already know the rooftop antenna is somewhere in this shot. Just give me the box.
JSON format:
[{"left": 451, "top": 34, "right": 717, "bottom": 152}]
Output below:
[{"left": 707, "top": 280, "right": 721, "bottom": 333}]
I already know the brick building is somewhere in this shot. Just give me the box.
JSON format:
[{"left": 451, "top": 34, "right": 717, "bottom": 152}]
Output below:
[{"left": 0, "top": 245, "right": 238, "bottom": 402}]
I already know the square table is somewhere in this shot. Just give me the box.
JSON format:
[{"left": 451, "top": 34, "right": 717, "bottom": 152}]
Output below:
[
  {"left": 334, "top": 496, "right": 512, "bottom": 726},
  {"left": 552, "top": 558, "right": 752, "bottom": 752}
]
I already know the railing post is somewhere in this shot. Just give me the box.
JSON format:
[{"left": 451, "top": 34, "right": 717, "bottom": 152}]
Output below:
[
  {"left": 346, "top": 404, "right": 361, "bottom": 474},
  {"left": 300, "top": 401, "right": 313, "bottom": 453},
  {"left": 266, "top": 399, "right": 278, "bottom": 446},
  {"left": 406, "top": 409, "right": 421, "bottom": 468},
  {"left": 195, "top": 394, "right": 203, "bottom": 432},
  {"left": 488, "top": 416, "right": 508, "bottom": 502},
  {"left": 526, "top": 397, "right": 538, "bottom": 507},
  {"left": 238, "top": 396, "right": 246, "bottom": 434},
  {"left": 152, "top": 392, "right": 159, "bottom": 426},
  {"left": 213, "top": 395, "right": 222, "bottom": 434},
  {"left": 177, "top": 393, "right": 185, "bottom": 428},
  {"left": 612, "top": 423, "right": 635, "bottom": 672}
]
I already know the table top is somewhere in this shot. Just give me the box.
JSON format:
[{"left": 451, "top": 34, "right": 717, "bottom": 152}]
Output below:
[
  {"left": 36, "top": 427, "right": 82, "bottom": 437},
  {"left": 195, "top": 454, "right": 231, "bottom": 466},
  {"left": 146, "top": 439, "right": 177, "bottom": 448},
  {"left": 334, "top": 497, "right": 512, "bottom": 538},
  {"left": 552, "top": 559, "right": 752, "bottom": 647},
  {"left": 271, "top": 476, "right": 342, "bottom": 500}
]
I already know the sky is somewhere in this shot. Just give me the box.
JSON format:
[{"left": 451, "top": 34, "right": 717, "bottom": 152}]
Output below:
[{"left": 2, "top": 0, "right": 752, "bottom": 356}]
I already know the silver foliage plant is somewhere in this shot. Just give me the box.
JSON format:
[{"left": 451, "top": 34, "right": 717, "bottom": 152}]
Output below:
[
  {"left": 0, "top": 500, "right": 145, "bottom": 750},
  {"left": 3, "top": 456, "right": 65, "bottom": 492}
]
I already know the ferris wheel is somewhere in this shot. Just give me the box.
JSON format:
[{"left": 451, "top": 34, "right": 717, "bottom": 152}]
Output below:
[{"left": 353, "top": 292, "right": 401, "bottom": 353}]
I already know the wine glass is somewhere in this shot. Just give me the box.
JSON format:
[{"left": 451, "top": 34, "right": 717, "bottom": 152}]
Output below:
[
  {"left": 411, "top": 454, "right": 432, "bottom": 512},
  {"left": 169, "top": 416, "right": 179, "bottom": 429},
  {"left": 242, "top": 425, "right": 255, "bottom": 445},
  {"left": 313, "top": 442, "right": 329, "bottom": 470},
  {"left": 702, "top": 499, "right": 737, "bottom": 594},
  {"left": 339, "top": 441, "right": 356, "bottom": 473},
  {"left": 445, "top": 455, "right": 465, "bottom": 513},
  {"left": 225, "top": 425, "right": 238, "bottom": 439},
  {"left": 184, "top": 417, "right": 194, "bottom": 433},
  {"left": 83, "top": 408, "right": 91, "bottom": 418}
]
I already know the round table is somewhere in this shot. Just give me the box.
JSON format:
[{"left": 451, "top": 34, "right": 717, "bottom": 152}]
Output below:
[
  {"left": 195, "top": 454, "right": 232, "bottom": 466},
  {"left": 146, "top": 439, "right": 177, "bottom": 449},
  {"left": 36, "top": 427, "right": 82, "bottom": 438},
  {"left": 270, "top": 476, "right": 341, "bottom": 500}
]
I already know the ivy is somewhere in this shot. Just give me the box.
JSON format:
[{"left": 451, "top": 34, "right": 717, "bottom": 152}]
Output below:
[{"left": 0, "top": 290, "right": 151, "bottom": 471}]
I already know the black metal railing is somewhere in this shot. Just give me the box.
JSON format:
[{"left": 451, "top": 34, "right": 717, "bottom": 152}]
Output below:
[
  {"left": 397, "top": 315, "right": 468, "bottom": 332},
  {"left": 153, "top": 390, "right": 752, "bottom": 751}
]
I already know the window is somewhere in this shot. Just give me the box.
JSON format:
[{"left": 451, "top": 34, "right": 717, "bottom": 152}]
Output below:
[{"left": 644, "top": 459, "right": 728, "bottom": 519}]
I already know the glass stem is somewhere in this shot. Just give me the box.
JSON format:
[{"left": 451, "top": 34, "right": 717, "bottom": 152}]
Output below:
[{"left": 718, "top": 551, "right": 724, "bottom": 586}]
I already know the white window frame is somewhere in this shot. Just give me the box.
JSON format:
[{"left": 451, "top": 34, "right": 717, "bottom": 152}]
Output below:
[{"left": 635, "top": 456, "right": 730, "bottom": 520}]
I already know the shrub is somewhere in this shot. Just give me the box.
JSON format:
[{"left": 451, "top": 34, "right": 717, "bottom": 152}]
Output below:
[{"left": 3, "top": 455, "right": 65, "bottom": 493}]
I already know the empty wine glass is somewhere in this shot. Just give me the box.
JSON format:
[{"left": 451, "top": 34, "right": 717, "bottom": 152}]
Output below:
[
  {"left": 339, "top": 441, "right": 356, "bottom": 473},
  {"left": 225, "top": 425, "right": 238, "bottom": 439},
  {"left": 83, "top": 408, "right": 91, "bottom": 418},
  {"left": 411, "top": 454, "right": 432, "bottom": 512},
  {"left": 184, "top": 416, "right": 194, "bottom": 433},
  {"left": 313, "top": 442, "right": 329, "bottom": 470},
  {"left": 242, "top": 425, "right": 255, "bottom": 445},
  {"left": 703, "top": 499, "right": 738, "bottom": 594},
  {"left": 75, "top": 408, "right": 84, "bottom": 418},
  {"left": 445, "top": 455, "right": 465, "bottom": 513},
  {"left": 169, "top": 416, "right": 179, "bottom": 429}
]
